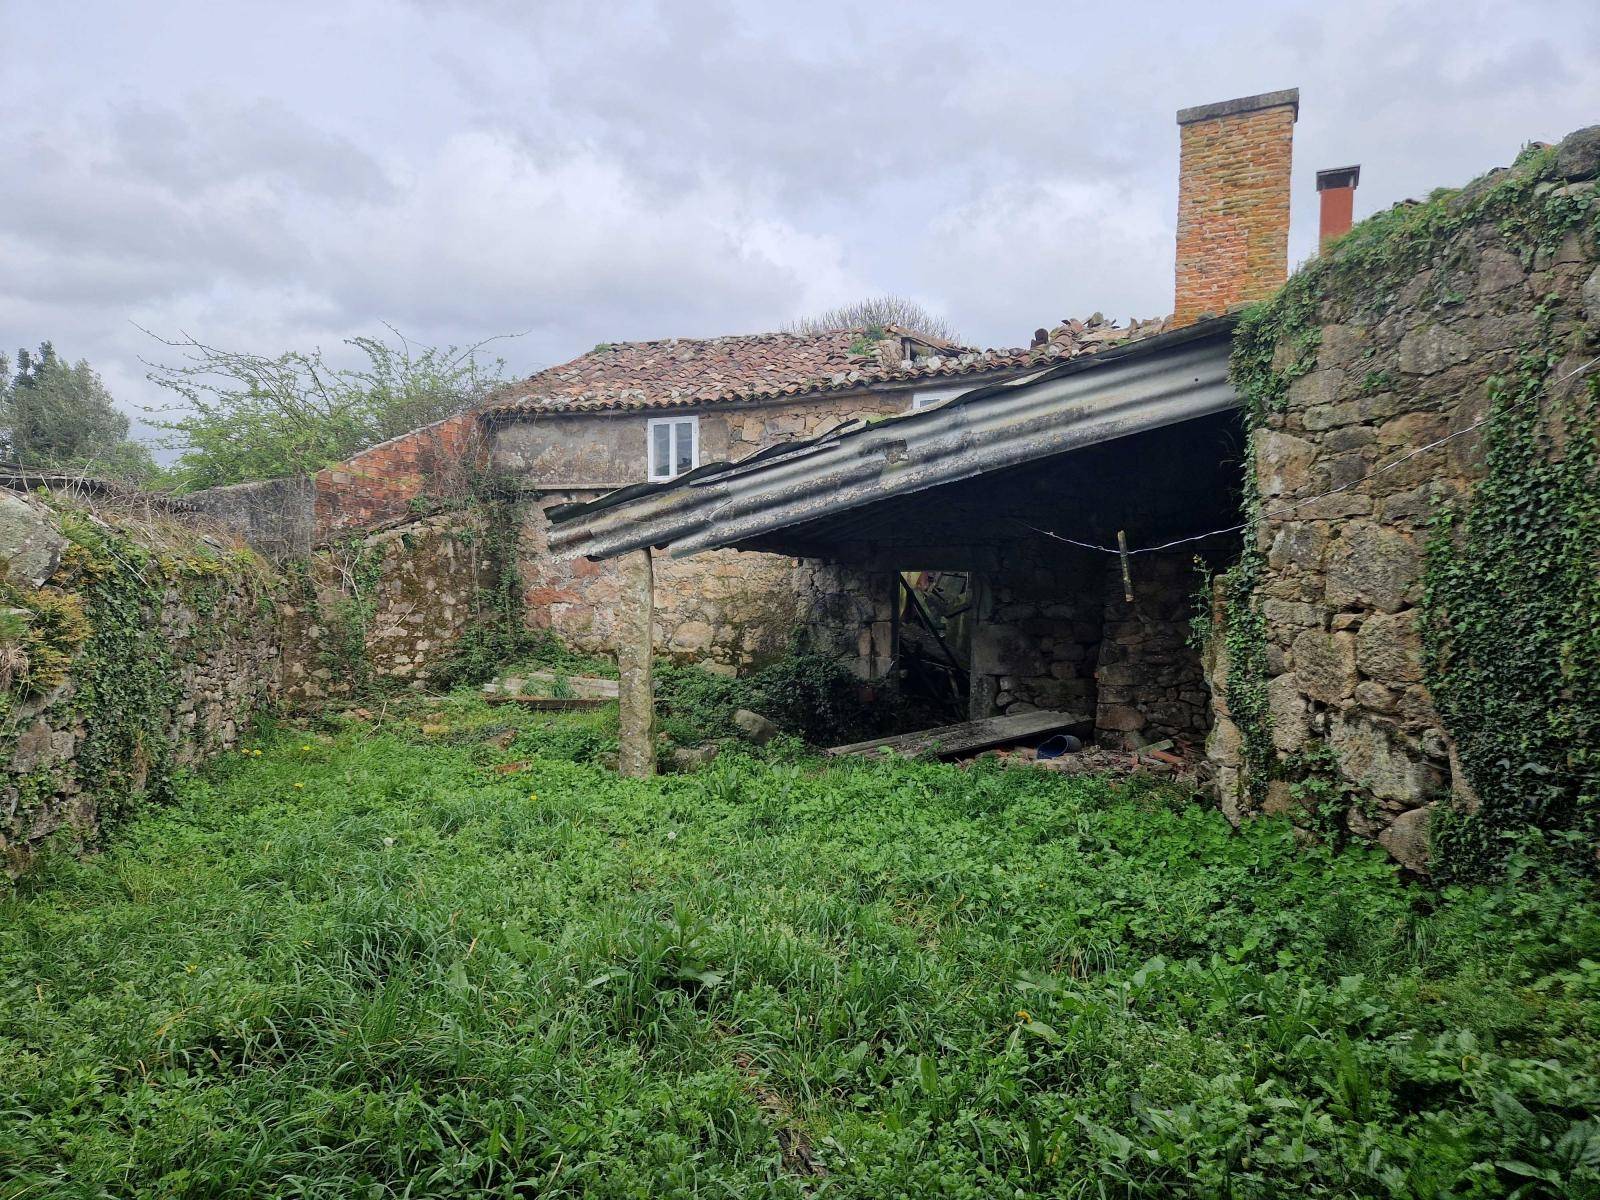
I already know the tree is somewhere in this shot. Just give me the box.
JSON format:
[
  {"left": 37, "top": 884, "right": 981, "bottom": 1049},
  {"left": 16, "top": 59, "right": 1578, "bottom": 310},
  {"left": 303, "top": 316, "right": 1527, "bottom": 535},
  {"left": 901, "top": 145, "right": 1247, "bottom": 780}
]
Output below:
[
  {"left": 785, "top": 295, "right": 961, "bottom": 344},
  {"left": 0, "top": 343, "right": 155, "bottom": 480},
  {"left": 144, "top": 327, "right": 512, "bottom": 492}
]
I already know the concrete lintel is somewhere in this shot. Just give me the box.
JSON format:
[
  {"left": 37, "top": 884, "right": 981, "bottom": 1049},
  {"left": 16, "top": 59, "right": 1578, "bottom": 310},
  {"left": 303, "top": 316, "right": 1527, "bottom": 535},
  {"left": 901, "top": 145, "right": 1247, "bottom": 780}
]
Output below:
[{"left": 1177, "top": 88, "right": 1300, "bottom": 126}]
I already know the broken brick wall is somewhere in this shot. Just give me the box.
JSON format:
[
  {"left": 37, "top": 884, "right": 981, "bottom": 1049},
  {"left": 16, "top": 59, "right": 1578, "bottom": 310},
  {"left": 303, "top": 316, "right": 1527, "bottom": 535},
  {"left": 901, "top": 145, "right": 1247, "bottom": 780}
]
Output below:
[{"left": 313, "top": 413, "right": 482, "bottom": 537}]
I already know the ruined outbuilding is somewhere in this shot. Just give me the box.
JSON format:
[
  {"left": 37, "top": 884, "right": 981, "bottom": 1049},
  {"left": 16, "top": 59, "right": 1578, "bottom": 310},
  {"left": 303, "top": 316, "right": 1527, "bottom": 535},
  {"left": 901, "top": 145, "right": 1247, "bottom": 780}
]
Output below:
[{"left": 544, "top": 97, "right": 1600, "bottom": 873}]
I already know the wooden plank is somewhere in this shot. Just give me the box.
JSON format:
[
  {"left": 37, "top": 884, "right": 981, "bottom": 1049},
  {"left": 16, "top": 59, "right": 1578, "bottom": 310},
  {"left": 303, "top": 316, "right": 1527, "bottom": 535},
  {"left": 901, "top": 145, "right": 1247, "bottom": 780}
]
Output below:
[
  {"left": 825, "top": 709, "right": 1092, "bottom": 760},
  {"left": 483, "top": 695, "right": 611, "bottom": 711},
  {"left": 485, "top": 671, "right": 619, "bottom": 699}
]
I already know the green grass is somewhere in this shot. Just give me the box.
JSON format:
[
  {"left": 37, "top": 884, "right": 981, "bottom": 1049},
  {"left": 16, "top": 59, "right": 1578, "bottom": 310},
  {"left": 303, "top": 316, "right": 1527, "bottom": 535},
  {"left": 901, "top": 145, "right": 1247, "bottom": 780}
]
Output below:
[{"left": 2, "top": 695, "right": 1599, "bottom": 1198}]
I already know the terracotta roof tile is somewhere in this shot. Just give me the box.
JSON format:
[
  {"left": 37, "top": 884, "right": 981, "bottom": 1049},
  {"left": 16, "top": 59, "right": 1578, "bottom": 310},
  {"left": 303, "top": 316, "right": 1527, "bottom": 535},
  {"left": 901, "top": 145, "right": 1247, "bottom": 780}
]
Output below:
[{"left": 484, "top": 315, "right": 1171, "bottom": 416}]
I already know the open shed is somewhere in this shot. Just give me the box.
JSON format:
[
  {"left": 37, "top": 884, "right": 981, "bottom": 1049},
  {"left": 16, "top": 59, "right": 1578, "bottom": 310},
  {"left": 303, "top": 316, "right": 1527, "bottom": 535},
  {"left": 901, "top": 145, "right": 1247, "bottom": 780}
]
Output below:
[{"left": 546, "top": 316, "right": 1247, "bottom": 773}]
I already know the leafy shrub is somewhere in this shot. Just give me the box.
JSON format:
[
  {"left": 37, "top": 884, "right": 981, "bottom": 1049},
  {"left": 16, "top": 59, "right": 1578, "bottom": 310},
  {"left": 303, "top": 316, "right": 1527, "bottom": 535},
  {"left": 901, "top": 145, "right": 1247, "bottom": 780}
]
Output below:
[{"left": 657, "top": 649, "right": 884, "bottom": 746}]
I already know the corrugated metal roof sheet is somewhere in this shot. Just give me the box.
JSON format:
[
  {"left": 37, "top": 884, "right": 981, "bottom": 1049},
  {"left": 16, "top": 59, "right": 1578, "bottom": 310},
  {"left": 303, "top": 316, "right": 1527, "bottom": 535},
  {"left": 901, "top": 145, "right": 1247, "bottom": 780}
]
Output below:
[{"left": 545, "top": 314, "right": 1240, "bottom": 561}]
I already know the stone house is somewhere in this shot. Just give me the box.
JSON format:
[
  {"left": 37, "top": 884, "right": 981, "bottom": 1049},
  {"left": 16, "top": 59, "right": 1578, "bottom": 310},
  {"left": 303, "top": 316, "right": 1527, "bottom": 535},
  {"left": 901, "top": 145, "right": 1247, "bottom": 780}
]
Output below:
[{"left": 481, "top": 320, "right": 1166, "bottom": 667}]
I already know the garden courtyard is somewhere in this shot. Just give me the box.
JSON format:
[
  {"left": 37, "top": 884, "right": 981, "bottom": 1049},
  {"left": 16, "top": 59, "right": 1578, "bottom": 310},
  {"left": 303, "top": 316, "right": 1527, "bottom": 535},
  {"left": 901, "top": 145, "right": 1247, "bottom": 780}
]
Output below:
[{"left": 3, "top": 685, "right": 1598, "bottom": 1198}]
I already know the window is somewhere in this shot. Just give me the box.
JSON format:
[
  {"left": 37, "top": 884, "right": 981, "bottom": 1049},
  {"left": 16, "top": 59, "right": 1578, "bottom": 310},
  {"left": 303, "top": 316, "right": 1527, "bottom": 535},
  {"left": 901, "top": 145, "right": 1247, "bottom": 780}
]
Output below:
[
  {"left": 647, "top": 416, "right": 699, "bottom": 481},
  {"left": 909, "top": 386, "right": 965, "bottom": 412}
]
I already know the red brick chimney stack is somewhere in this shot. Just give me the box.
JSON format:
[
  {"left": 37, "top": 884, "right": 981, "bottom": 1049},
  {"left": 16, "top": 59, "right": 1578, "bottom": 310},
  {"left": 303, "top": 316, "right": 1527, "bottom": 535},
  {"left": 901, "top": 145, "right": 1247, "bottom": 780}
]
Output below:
[
  {"left": 1173, "top": 88, "right": 1299, "bottom": 327},
  {"left": 1316, "top": 165, "right": 1360, "bottom": 250}
]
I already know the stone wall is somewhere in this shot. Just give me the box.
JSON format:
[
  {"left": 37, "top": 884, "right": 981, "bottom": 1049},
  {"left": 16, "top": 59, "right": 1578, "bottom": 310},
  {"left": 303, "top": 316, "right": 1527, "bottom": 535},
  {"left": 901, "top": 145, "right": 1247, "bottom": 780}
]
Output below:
[
  {"left": 183, "top": 475, "right": 315, "bottom": 560},
  {"left": 969, "top": 548, "right": 1103, "bottom": 721},
  {"left": 0, "top": 490, "right": 282, "bottom": 872},
  {"left": 1094, "top": 550, "right": 1216, "bottom": 750},
  {"left": 518, "top": 492, "right": 802, "bottom": 668},
  {"left": 1208, "top": 128, "right": 1600, "bottom": 866},
  {"left": 498, "top": 389, "right": 916, "bottom": 667},
  {"left": 281, "top": 511, "right": 493, "bottom": 701},
  {"left": 489, "top": 389, "right": 916, "bottom": 489},
  {"left": 965, "top": 546, "right": 1214, "bottom": 748},
  {"left": 792, "top": 558, "right": 898, "bottom": 679}
]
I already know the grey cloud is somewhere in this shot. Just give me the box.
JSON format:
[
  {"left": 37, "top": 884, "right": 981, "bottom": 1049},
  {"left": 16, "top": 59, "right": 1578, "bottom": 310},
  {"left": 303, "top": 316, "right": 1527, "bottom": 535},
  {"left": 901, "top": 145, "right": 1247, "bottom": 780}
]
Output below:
[
  {"left": 3, "top": 0, "right": 1598, "bottom": 440},
  {"left": 109, "top": 98, "right": 394, "bottom": 201}
]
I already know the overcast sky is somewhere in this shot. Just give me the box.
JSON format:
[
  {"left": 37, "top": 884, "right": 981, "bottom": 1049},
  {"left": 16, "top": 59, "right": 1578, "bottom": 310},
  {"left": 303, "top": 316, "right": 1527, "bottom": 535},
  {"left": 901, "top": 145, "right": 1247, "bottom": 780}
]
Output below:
[{"left": 2, "top": 0, "right": 1596, "bottom": 447}]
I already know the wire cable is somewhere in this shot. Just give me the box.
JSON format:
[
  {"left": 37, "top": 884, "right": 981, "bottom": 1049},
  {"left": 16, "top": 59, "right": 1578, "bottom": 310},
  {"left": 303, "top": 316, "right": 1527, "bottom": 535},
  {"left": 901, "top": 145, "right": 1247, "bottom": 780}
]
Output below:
[{"left": 1018, "top": 350, "right": 1600, "bottom": 556}]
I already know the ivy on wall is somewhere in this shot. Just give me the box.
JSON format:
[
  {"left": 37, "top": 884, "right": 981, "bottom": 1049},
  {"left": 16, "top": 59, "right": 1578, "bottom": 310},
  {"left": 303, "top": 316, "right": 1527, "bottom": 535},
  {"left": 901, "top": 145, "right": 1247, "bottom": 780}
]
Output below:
[
  {"left": 1422, "top": 362, "right": 1599, "bottom": 880},
  {"left": 432, "top": 477, "right": 536, "bottom": 690},
  {"left": 1224, "top": 141, "right": 1599, "bottom": 872},
  {"left": 1, "top": 498, "right": 278, "bottom": 844}
]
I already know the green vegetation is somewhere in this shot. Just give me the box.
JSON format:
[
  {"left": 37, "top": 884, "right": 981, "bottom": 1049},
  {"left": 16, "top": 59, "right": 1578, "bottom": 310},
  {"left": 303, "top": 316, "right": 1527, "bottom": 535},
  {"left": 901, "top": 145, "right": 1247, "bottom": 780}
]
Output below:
[
  {"left": 1423, "top": 359, "right": 1599, "bottom": 880},
  {"left": 0, "top": 496, "right": 276, "bottom": 841},
  {"left": 4, "top": 691, "right": 1599, "bottom": 1197},
  {"left": 147, "top": 328, "right": 509, "bottom": 492},
  {"left": 656, "top": 650, "right": 880, "bottom": 746},
  {"left": 786, "top": 294, "right": 960, "bottom": 344},
  {"left": 0, "top": 342, "right": 155, "bottom": 481},
  {"left": 1226, "top": 142, "right": 1600, "bottom": 867}
]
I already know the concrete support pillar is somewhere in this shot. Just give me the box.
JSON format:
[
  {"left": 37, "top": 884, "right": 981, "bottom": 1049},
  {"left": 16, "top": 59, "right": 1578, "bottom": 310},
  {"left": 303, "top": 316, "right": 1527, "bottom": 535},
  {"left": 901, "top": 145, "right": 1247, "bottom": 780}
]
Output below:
[{"left": 616, "top": 547, "right": 655, "bottom": 778}]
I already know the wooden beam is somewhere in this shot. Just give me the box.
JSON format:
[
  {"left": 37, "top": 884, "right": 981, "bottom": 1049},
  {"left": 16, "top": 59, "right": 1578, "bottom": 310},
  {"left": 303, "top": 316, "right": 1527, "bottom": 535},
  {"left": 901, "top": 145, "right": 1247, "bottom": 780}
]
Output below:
[
  {"left": 616, "top": 546, "right": 656, "bottom": 777},
  {"left": 826, "top": 709, "right": 1092, "bottom": 760}
]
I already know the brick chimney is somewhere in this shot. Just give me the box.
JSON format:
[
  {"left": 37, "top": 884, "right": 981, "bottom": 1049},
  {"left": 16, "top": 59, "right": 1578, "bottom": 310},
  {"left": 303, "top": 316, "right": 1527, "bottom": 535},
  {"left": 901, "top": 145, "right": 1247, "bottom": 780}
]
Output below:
[
  {"left": 1316, "top": 165, "right": 1360, "bottom": 250},
  {"left": 1174, "top": 88, "right": 1299, "bottom": 327}
]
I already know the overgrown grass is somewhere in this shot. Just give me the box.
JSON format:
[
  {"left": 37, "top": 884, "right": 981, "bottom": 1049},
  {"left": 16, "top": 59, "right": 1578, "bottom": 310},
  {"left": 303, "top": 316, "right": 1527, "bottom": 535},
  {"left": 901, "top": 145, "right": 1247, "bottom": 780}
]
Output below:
[{"left": 2, "top": 694, "right": 1599, "bottom": 1197}]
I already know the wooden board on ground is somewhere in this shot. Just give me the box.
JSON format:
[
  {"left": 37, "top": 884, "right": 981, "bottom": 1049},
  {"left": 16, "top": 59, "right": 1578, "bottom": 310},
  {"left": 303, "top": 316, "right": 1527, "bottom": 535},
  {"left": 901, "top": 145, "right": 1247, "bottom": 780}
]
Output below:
[
  {"left": 825, "top": 710, "right": 1093, "bottom": 760},
  {"left": 484, "top": 671, "right": 619, "bottom": 700},
  {"left": 483, "top": 695, "right": 611, "bottom": 710}
]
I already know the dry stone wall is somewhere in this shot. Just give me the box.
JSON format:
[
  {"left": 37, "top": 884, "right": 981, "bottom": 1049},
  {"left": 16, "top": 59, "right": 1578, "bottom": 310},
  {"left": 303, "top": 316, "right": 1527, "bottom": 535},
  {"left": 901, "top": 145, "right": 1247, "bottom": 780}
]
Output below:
[
  {"left": 792, "top": 558, "right": 897, "bottom": 679},
  {"left": 970, "top": 549, "right": 1103, "bottom": 721},
  {"left": 281, "top": 511, "right": 493, "bottom": 701},
  {"left": 1209, "top": 127, "right": 1600, "bottom": 869},
  {"left": 0, "top": 491, "right": 282, "bottom": 873},
  {"left": 1094, "top": 551, "right": 1217, "bottom": 751}
]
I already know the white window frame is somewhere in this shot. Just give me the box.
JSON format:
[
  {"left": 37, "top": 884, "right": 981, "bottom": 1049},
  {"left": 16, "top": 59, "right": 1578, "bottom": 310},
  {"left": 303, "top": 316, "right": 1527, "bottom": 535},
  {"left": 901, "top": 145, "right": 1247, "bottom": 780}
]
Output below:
[
  {"left": 646, "top": 415, "right": 700, "bottom": 482},
  {"left": 909, "top": 386, "right": 966, "bottom": 412}
]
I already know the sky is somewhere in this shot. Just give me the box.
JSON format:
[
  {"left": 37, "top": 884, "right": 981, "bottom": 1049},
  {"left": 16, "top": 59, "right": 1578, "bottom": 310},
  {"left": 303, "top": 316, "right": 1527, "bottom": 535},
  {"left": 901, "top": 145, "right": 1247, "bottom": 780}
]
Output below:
[{"left": 2, "top": 0, "right": 1597, "bottom": 449}]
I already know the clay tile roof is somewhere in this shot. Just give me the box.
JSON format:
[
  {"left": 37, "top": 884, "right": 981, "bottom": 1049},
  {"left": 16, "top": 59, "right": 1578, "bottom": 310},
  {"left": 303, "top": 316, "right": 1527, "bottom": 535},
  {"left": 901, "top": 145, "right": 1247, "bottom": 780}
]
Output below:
[{"left": 483, "top": 315, "right": 1173, "bottom": 416}]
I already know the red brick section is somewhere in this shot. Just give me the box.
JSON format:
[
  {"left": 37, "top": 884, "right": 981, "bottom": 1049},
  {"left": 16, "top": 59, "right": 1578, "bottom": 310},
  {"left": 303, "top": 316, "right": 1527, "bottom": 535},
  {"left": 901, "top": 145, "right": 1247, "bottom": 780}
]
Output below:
[
  {"left": 312, "top": 412, "right": 482, "bottom": 538},
  {"left": 1174, "top": 89, "right": 1299, "bottom": 328},
  {"left": 1316, "top": 165, "right": 1361, "bottom": 250}
]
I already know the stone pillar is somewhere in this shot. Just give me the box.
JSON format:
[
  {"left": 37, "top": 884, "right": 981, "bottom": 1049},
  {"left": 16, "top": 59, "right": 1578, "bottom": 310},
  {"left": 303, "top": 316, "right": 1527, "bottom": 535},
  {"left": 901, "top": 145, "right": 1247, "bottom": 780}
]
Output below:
[
  {"left": 968, "top": 573, "right": 1000, "bottom": 719},
  {"left": 616, "top": 547, "right": 655, "bottom": 778}
]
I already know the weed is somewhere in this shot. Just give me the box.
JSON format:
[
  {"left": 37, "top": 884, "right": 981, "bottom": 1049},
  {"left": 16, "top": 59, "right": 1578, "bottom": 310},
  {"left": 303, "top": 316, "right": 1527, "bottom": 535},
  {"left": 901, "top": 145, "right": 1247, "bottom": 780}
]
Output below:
[{"left": 1, "top": 693, "right": 1597, "bottom": 1197}]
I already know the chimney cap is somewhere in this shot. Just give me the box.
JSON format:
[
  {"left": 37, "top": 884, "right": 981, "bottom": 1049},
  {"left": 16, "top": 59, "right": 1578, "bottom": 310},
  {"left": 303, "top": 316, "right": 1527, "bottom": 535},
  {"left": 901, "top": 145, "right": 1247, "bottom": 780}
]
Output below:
[
  {"left": 1176, "top": 88, "right": 1299, "bottom": 126},
  {"left": 1316, "top": 165, "right": 1361, "bottom": 190}
]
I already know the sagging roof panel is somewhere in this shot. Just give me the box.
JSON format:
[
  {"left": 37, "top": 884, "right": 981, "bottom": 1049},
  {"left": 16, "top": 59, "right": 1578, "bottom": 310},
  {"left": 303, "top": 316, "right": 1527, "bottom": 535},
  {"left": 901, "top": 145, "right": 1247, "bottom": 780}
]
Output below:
[{"left": 546, "top": 314, "right": 1240, "bottom": 561}]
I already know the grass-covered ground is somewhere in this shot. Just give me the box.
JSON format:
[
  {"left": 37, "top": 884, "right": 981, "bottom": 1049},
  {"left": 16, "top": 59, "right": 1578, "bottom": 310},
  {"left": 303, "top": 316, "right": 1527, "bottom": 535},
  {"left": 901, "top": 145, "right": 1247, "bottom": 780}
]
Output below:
[{"left": 3, "top": 692, "right": 1599, "bottom": 1198}]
